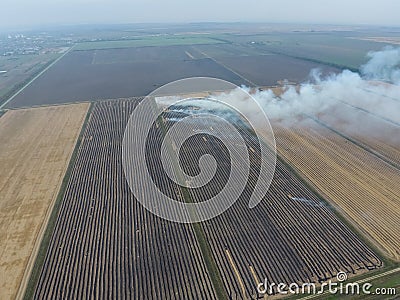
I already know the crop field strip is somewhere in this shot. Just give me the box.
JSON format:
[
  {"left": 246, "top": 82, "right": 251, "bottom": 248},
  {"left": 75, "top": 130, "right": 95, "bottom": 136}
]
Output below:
[
  {"left": 313, "top": 107, "right": 400, "bottom": 170},
  {"left": 339, "top": 100, "right": 400, "bottom": 128},
  {"left": 274, "top": 119, "right": 400, "bottom": 261},
  {"left": 138, "top": 108, "right": 228, "bottom": 299},
  {"left": 322, "top": 89, "right": 400, "bottom": 169},
  {"left": 333, "top": 86, "right": 400, "bottom": 130},
  {"left": 0, "top": 103, "right": 89, "bottom": 300},
  {"left": 33, "top": 99, "right": 217, "bottom": 299},
  {"left": 163, "top": 108, "right": 382, "bottom": 299},
  {"left": 336, "top": 89, "right": 400, "bottom": 127}
]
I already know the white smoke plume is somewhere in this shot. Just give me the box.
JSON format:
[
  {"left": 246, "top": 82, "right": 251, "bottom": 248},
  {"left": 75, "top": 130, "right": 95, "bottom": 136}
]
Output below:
[
  {"left": 248, "top": 47, "right": 400, "bottom": 137},
  {"left": 208, "top": 47, "right": 400, "bottom": 146},
  {"left": 361, "top": 46, "right": 400, "bottom": 84},
  {"left": 158, "top": 47, "right": 400, "bottom": 143}
]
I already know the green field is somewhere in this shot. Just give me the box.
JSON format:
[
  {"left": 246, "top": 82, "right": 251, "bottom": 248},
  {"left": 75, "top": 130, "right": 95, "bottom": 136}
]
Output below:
[{"left": 74, "top": 35, "right": 226, "bottom": 50}]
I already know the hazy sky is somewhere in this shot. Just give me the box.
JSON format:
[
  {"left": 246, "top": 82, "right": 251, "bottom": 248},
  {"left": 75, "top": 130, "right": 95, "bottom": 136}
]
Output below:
[{"left": 2, "top": 0, "right": 400, "bottom": 29}]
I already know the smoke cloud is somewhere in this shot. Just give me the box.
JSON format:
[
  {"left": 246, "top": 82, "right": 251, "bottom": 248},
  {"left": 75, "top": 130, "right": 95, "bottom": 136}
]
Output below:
[
  {"left": 159, "top": 47, "right": 400, "bottom": 144},
  {"left": 245, "top": 47, "right": 400, "bottom": 143},
  {"left": 361, "top": 46, "right": 400, "bottom": 84}
]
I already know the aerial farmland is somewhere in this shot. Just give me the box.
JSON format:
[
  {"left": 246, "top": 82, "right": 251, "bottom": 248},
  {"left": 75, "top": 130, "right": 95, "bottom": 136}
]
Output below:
[{"left": 0, "top": 23, "right": 399, "bottom": 300}]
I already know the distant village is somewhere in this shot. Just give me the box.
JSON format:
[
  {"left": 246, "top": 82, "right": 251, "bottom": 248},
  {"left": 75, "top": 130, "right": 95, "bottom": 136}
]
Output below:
[{"left": 1, "top": 32, "right": 73, "bottom": 56}]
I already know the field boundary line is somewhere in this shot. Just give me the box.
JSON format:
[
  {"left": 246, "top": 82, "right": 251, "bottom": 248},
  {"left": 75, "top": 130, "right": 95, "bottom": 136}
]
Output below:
[
  {"left": 251, "top": 47, "right": 359, "bottom": 73},
  {"left": 361, "top": 87, "right": 400, "bottom": 103},
  {"left": 193, "top": 47, "right": 257, "bottom": 87},
  {"left": 335, "top": 98, "right": 400, "bottom": 127},
  {"left": 6, "top": 100, "right": 93, "bottom": 111}
]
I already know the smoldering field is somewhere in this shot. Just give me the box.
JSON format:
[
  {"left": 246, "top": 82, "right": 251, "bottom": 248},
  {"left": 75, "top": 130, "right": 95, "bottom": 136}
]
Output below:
[
  {"left": 157, "top": 46, "right": 400, "bottom": 173},
  {"left": 205, "top": 47, "right": 400, "bottom": 144},
  {"left": 158, "top": 47, "right": 400, "bottom": 259}
]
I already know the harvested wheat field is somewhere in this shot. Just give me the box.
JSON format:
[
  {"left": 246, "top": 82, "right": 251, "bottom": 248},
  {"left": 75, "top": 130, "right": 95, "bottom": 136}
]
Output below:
[
  {"left": 34, "top": 99, "right": 381, "bottom": 300},
  {"left": 0, "top": 103, "right": 89, "bottom": 300},
  {"left": 316, "top": 110, "right": 400, "bottom": 169},
  {"left": 274, "top": 119, "right": 400, "bottom": 261}
]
